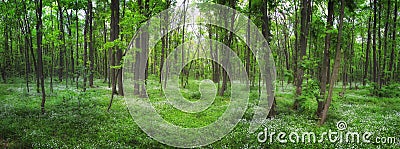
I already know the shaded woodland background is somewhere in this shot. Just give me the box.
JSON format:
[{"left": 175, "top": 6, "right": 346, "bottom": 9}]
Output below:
[{"left": 0, "top": 0, "right": 399, "bottom": 147}]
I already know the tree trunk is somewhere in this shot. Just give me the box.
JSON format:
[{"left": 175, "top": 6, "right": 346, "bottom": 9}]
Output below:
[
  {"left": 66, "top": 11, "right": 74, "bottom": 86},
  {"left": 319, "top": 0, "right": 333, "bottom": 99},
  {"left": 22, "top": 1, "right": 30, "bottom": 92},
  {"left": 218, "top": 0, "right": 236, "bottom": 96},
  {"left": 83, "top": 7, "right": 89, "bottom": 92},
  {"left": 293, "top": 0, "right": 311, "bottom": 110},
  {"left": 108, "top": 0, "right": 120, "bottom": 111},
  {"left": 57, "top": 0, "right": 65, "bottom": 83},
  {"left": 317, "top": 0, "right": 333, "bottom": 117},
  {"left": 372, "top": 0, "right": 378, "bottom": 84},
  {"left": 319, "top": 0, "right": 345, "bottom": 125},
  {"left": 88, "top": 0, "right": 94, "bottom": 87},
  {"left": 363, "top": 13, "right": 372, "bottom": 86},
  {"left": 181, "top": 0, "right": 187, "bottom": 88},
  {"left": 103, "top": 12, "right": 108, "bottom": 84},
  {"left": 115, "top": 0, "right": 123, "bottom": 96},
  {"left": 388, "top": 0, "right": 397, "bottom": 80},
  {"left": 36, "top": 0, "right": 46, "bottom": 114},
  {"left": 380, "top": 0, "right": 391, "bottom": 86},
  {"left": 246, "top": 0, "right": 251, "bottom": 80},
  {"left": 2, "top": 19, "right": 8, "bottom": 83},
  {"left": 50, "top": 6, "right": 54, "bottom": 93},
  {"left": 75, "top": 0, "right": 80, "bottom": 89}
]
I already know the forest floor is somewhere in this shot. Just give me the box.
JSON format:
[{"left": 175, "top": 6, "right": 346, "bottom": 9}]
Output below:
[{"left": 0, "top": 78, "right": 399, "bottom": 148}]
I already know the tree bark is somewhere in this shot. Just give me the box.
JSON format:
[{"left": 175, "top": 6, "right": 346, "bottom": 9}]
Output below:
[
  {"left": 83, "top": 6, "right": 89, "bottom": 92},
  {"left": 75, "top": 0, "right": 80, "bottom": 89},
  {"left": 380, "top": 0, "right": 391, "bottom": 86},
  {"left": 319, "top": 0, "right": 345, "bottom": 125},
  {"left": 218, "top": 0, "right": 236, "bottom": 96},
  {"left": 317, "top": 0, "right": 333, "bottom": 117},
  {"left": 36, "top": 0, "right": 46, "bottom": 114},
  {"left": 363, "top": 13, "right": 372, "bottom": 86},
  {"left": 293, "top": 0, "right": 311, "bottom": 110},
  {"left": 116, "top": 0, "right": 123, "bottom": 96},
  {"left": 88, "top": 0, "right": 94, "bottom": 87},
  {"left": 388, "top": 0, "right": 397, "bottom": 80},
  {"left": 22, "top": 1, "right": 30, "bottom": 92},
  {"left": 108, "top": 0, "right": 120, "bottom": 111},
  {"left": 372, "top": 0, "right": 378, "bottom": 84},
  {"left": 57, "top": 0, "right": 66, "bottom": 83}
]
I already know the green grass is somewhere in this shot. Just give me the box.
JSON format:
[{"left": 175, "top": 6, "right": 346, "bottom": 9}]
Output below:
[{"left": 0, "top": 79, "right": 399, "bottom": 148}]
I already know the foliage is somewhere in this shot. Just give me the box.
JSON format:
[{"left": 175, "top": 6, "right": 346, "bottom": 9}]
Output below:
[
  {"left": 369, "top": 83, "right": 400, "bottom": 98},
  {"left": 297, "top": 79, "right": 320, "bottom": 106},
  {"left": 1, "top": 80, "right": 399, "bottom": 148}
]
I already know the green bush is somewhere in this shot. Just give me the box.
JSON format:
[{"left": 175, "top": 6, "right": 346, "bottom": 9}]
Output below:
[
  {"left": 298, "top": 79, "right": 320, "bottom": 112},
  {"left": 369, "top": 83, "right": 400, "bottom": 98}
]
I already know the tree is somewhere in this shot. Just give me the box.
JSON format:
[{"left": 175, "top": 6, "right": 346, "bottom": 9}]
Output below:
[
  {"left": 35, "top": 0, "right": 46, "bottom": 114},
  {"left": 107, "top": 0, "right": 120, "bottom": 111},
  {"left": 89, "top": 0, "right": 94, "bottom": 87},
  {"left": 317, "top": 0, "right": 333, "bottom": 117},
  {"left": 372, "top": 0, "right": 377, "bottom": 84},
  {"left": 57, "top": 0, "right": 66, "bottom": 83},
  {"left": 293, "top": 0, "right": 311, "bottom": 110},
  {"left": 363, "top": 13, "right": 372, "bottom": 86},
  {"left": 75, "top": 0, "right": 80, "bottom": 89},
  {"left": 115, "top": 0, "right": 123, "bottom": 96},
  {"left": 388, "top": 0, "right": 397, "bottom": 81},
  {"left": 83, "top": 1, "right": 89, "bottom": 92},
  {"left": 319, "top": 0, "right": 345, "bottom": 125},
  {"left": 218, "top": 0, "right": 236, "bottom": 96}
]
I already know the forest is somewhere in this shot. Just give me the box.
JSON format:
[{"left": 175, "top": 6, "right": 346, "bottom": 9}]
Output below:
[{"left": 0, "top": 0, "right": 399, "bottom": 148}]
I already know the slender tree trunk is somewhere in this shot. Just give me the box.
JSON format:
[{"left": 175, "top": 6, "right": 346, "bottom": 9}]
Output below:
[
  {"left": 377, "top": 1, "right": 382, "bottom": 88},
  {"left": 88, "top": 0, "right": 94, "bottom": 87},
  {"left": 293, "top": 0, "right": 299, "bottom": 85},
  {"left": 140, "top": 0, "right": 150, "bottom": 97},
  {"left": 23, "top": 22, "right": 30, "bottom": 92},
  {"left": 246, "top": 0, "right": 251, "bottom": 80},
  {"left": 319, "top": 0, "right": 345, "bottom": 125},
  {"left": 363, "top": 13, "right": 372, "bottom": 86},
  {"left": 75, "top": 0, "right": 80, "bottom": 89},
  {"left": 218, "top": 0, "right": 236, "bottom": 96},
  {"left": 57, "top": 0, "right": 65, "bottom": 83},
  {"left": 108, "top": 0, "right": 120, "bottom": 111},
  {"left": 281, "top": 14, "right": 290, "bottom": 72},
  {"left": 22, "top": 1, "right": 30, "bottom": 92},
  {"left": 181, "top": 0, "right": 187, "bottom": 88},
  {"left": 388, "top": 0, "right": 397, "bottom": 80},
  {"left": 380, "top": 0, "right": 391, "bottom": 86},
  {"left": 293, "top": 0, "right": 311, "bottom": 110},
  {"left": 67, "top": 11, "right": 74, "bottom": 85},
  {"left": 2, "top": 19, "right": 8, "bottom": 83},
  {"left": 36, "top": 0, "right": 46, "bottom": 114},
  {"left": 317, "top": 0, "right": 333, "bottom": 117},
  {"left": 160, "top": 13, "right": 167, "bottom": 85},
  {"left": 50, "top": 6, "right": 54, "bottom": 93},
  {"left": 133, "top": 0, "right": 142, "bottom": 96},
  {"left": 372, "top": 0, "right": 378, "bottom": 84},
  {"left": 116, "top": 0, "right": 124, "bottom": 96},
  {"left": 104, "top": 14, "right": 108, "bottom": 84},
  {"left": 27, "top": 16, "right": 39, "bottom": 93},
  {"left": 83, "top": 8, "right": 89, "bottom": 92},
  {"left": 50, "top": 42, "right": 54, "bottom": 93}
]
